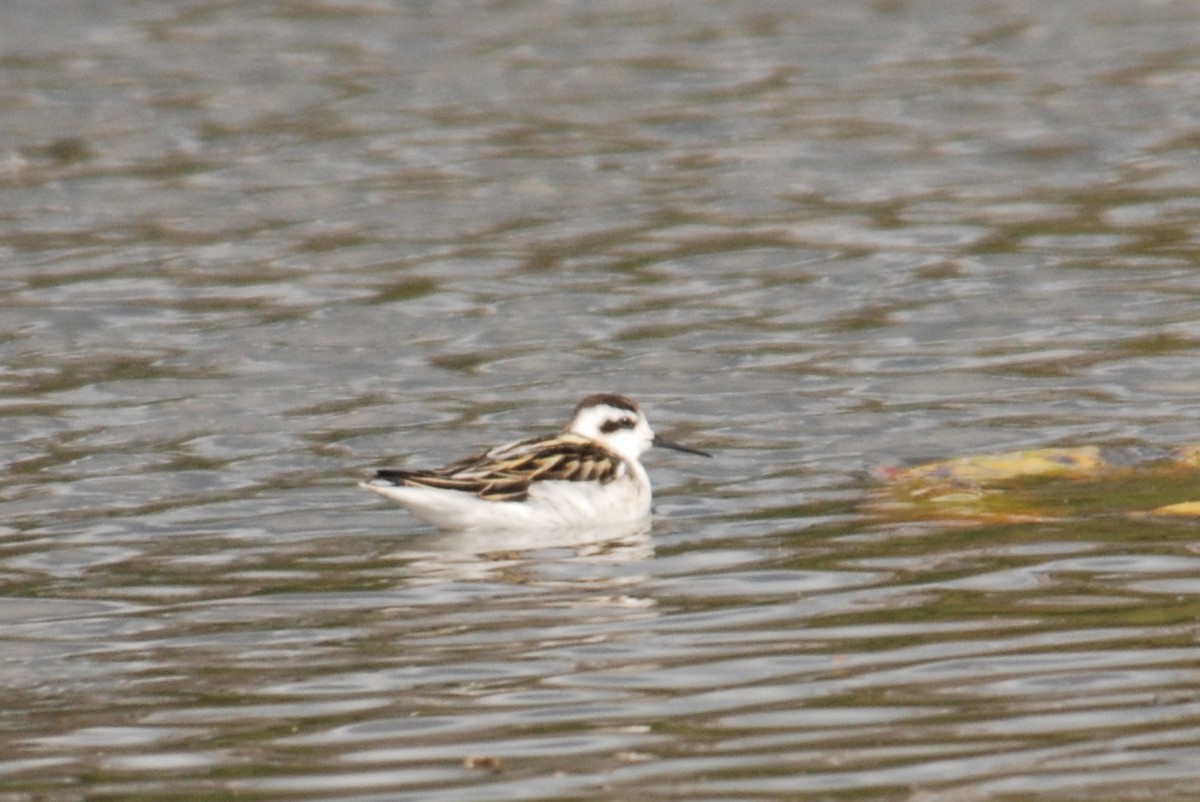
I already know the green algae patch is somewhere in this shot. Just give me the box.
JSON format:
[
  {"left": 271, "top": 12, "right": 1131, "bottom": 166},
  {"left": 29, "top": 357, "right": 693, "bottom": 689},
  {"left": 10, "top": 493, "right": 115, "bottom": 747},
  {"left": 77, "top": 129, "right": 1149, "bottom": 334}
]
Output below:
[{"left": 869, "top": 445, "right": 1200, "bottom": 525}]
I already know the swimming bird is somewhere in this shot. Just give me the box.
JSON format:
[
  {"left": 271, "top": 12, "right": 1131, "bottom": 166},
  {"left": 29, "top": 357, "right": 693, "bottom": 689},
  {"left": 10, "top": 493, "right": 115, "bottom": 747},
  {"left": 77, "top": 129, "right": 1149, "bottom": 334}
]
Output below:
[{"left": 360, "top": 393, "right": 710, "bottom": 531}]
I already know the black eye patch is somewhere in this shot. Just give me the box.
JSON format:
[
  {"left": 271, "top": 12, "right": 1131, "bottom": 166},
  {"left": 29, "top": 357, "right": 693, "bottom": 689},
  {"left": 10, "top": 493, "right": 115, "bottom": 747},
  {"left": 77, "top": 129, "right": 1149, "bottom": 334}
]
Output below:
[{"left": 600, "top": 417, "right": 636, "bottom": 434}]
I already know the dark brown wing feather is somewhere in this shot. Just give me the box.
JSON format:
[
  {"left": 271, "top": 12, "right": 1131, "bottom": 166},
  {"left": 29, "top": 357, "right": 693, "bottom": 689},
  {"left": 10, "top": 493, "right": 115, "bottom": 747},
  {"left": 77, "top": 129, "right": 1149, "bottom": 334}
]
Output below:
[{"left": 372, "top": 434, "right": 624, "bottom": 502}]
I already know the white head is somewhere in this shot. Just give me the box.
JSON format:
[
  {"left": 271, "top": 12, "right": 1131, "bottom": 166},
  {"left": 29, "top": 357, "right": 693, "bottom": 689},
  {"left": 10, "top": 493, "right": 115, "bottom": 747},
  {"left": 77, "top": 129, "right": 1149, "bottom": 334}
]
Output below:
[{"left": 565, "top": 394, "right": 711, "bottom": 463}]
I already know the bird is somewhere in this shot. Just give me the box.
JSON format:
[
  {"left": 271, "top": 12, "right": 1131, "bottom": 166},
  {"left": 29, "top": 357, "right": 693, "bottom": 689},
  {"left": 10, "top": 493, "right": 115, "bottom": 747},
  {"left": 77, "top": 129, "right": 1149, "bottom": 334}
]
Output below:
[{"left": 360, "top": 393, "right": 710, "bottom": 531}]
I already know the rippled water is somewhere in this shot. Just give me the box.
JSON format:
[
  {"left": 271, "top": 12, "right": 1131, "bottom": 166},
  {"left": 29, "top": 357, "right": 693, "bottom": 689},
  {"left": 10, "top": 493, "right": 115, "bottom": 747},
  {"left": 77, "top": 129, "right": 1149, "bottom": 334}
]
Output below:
[{"left": 4, "top": 1, "right": 1200, "bottom": 799}]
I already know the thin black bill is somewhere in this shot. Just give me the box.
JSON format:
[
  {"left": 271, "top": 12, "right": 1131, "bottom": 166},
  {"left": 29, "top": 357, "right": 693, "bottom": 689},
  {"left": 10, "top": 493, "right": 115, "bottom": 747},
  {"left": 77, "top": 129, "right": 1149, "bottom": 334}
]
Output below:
[{"left": 653, "top": 434, "right": 712, "bottom": 458}]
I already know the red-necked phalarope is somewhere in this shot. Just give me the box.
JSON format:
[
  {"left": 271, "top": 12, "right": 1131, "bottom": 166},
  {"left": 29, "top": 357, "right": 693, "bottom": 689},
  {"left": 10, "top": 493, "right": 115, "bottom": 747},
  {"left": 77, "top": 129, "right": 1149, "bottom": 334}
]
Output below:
[{"left": 360, "top": 393, "right": 711, "bottom": 531}]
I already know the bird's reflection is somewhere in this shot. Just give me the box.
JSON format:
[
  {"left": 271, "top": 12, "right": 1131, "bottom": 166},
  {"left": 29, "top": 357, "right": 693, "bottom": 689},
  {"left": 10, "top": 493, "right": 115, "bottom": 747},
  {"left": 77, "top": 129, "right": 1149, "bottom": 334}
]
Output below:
[{"left": 386, "top": 518, "right": 654, "bottom": 584}]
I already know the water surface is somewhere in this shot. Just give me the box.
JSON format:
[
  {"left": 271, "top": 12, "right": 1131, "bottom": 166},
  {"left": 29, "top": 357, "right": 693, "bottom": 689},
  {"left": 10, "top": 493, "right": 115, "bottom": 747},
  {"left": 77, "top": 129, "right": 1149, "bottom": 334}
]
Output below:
[{"left": 4, "top": 1, "right": 1200, "bottom": 799}]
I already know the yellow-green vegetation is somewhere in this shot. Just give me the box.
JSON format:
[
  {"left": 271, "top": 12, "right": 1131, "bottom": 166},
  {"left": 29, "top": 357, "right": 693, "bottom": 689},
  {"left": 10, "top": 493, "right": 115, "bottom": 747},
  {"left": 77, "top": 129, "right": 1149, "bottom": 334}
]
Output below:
[{"left": 871, "top": 445, "right": 1200, "bottom": 524}]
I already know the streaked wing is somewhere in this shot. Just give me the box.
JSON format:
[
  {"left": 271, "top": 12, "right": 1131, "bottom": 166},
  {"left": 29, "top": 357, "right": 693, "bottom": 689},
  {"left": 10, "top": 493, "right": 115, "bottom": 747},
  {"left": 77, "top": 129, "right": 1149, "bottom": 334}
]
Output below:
[{"left": 372, "top": 433, "right": 624, "bottom": 502}]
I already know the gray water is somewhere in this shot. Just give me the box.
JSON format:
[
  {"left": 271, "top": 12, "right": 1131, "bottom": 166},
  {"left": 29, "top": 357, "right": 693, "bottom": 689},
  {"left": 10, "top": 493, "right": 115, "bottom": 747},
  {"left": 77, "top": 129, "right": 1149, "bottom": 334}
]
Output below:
[{"left": 5, "top": 1, "right": 1200, "bottom": 799}]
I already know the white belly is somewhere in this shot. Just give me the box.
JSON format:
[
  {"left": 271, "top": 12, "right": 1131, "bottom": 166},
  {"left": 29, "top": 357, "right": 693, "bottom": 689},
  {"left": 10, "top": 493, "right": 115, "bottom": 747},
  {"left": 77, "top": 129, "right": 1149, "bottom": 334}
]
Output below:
[{"left": 361, "top": 474, "right": 651, "bottom": 532}]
